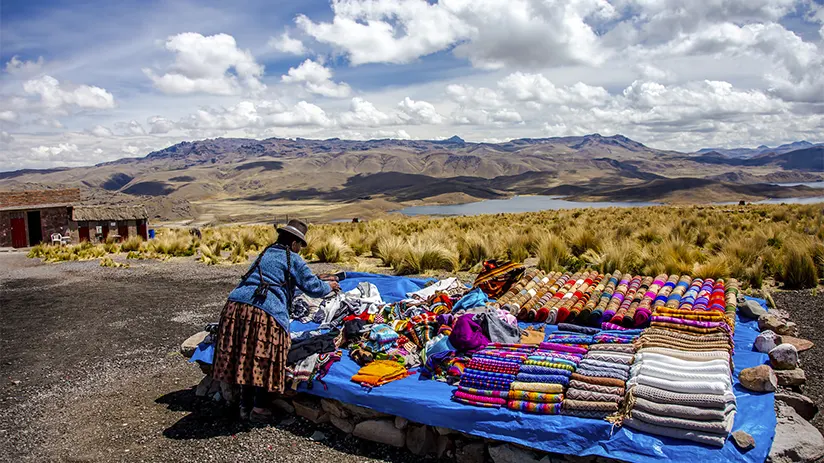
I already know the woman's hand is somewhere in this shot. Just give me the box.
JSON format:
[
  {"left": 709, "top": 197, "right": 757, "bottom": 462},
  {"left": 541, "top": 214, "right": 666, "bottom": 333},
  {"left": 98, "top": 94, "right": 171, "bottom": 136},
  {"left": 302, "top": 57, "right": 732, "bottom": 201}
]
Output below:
[
  {"left": 318, "top": 273, "right": 338, "bottom": 281},
  {"left": 328, "top": 281, "right": 341, "bottom": 292}
]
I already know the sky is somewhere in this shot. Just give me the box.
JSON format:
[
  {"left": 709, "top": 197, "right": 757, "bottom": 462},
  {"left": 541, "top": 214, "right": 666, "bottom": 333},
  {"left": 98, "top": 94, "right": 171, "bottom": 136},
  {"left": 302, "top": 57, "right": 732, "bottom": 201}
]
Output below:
[{"left": 1, "top": 0, "right": 823, "bottom": 171}]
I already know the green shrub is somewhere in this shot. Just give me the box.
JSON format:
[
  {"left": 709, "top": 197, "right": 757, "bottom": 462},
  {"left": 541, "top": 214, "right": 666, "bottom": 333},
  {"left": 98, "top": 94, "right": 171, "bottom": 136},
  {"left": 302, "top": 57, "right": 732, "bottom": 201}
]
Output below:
[{"left": 782, "top": 242, "right": 818, "bottom": 289}]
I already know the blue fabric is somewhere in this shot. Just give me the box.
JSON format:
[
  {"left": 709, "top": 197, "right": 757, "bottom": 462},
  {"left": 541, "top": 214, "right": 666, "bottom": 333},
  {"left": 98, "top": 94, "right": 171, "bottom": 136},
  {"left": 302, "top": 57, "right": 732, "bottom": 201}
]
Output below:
[
  {"left": 227, "top": 245, "right": 331, "bottom": 332},
  {"left": 194, "top": 274, "right": 775, "bottom": 463},
  {"left": 453, "top": 287, "right": 489, "bottom": 312}
]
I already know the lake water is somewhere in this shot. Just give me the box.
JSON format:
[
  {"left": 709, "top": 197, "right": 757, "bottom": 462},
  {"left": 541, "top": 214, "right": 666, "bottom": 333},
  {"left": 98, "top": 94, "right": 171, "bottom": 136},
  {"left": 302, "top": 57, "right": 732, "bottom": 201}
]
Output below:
[
  {"left": 771, "top": 181, "right": 824, "bottom": 188},
  {"left": 397, "top": 194, "right": 824, "bottom": 217},
  {"left": 399, "top": 196, "right": 662, "bottom": 216}
]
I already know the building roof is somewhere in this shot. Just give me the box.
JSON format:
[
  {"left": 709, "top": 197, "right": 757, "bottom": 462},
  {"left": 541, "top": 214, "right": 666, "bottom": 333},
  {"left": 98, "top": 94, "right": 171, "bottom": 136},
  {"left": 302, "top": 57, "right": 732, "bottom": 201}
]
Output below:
[
  {"left": 0, "top": 188, "right": 81, "bottom": 209},
  {"left": 72, "top": 205, "right": 149, "bottom": 221},
  {"left": 0, "top": 203, "right": 73, "bottom": 212}
]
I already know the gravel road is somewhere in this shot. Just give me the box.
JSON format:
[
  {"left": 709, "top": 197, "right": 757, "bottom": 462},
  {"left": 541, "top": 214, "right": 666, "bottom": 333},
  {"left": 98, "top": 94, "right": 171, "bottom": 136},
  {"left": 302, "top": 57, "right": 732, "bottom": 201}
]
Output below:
[
  {"left": 0, "top": 253, "right": 429, "bottom": 463},
  {"left": 773, "top": 289, "right": 824, "bottom": 433}
]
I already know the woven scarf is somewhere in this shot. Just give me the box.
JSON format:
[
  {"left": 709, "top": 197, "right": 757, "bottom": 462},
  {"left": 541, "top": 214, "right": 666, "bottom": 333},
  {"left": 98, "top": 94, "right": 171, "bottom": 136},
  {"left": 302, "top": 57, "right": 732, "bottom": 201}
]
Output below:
[
  {"left": 507, "top": 390, "right": 564, "bottom": 403},
  {"left": 562, "top": 399, "right": 619, "bottom": 412},
  {"left": 623, "top": 417, "right": 727, "bottom": 448},
  {"left": 568, "top": 379, "right": 625, "bottom": 396},
  {"left": 507, "top": 400, "right": 563, "bottom": 414},
  {"left": 515, "top": 373, "right": 570, "bottom": 385},
  {"left": 453, "top": 390, "right": 507, "bottom": 406},
  {"left": 626, "top": 374, "right": 730, "bottom": 395},
  {"left": 524, "top": 359, "right": 577, "bottom": 370},
  {"left": 632, "top": 396, "right": 734, "bottom": 421},
  {"left": 566, "top": 388, "right": 623, "bottom": 403},
  {"left": 509, "top": 381, "right": 565, "bottom": 393},
  {"left": 570, "top": 373, "right": 625, "bottom": 388},
  {"left": 519, "top": 365, "right": 573, "bottom": 377}
]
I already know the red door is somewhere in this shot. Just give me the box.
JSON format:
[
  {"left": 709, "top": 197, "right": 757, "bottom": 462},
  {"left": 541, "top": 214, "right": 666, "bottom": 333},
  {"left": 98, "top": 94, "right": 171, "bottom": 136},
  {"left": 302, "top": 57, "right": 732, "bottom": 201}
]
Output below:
[
  {"left": 137, "top": 221, "right": 148, "bottom": 240},
  {"left": 79, "top": 225, "right": 90, "bottom": 242},
  {"left": 101, "top": 224, "right": 109, "bottom": 241},
  {"left": 10, "top": 217, "right": 27, "bottom": 248},
  {"left": 118, "top": 224, "right": 129, "bottom": 240}
]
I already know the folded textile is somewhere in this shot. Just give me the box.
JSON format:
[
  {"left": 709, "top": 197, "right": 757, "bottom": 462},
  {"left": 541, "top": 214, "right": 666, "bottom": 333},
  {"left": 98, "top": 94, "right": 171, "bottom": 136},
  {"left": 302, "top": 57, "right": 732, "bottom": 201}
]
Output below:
[
  {"left": 520, "top": 326, "right": 546, "bottom": 344},
  {"left": 631, "top": 384, "right": 735, "bottom": 409},
  {"left": 633, "top": 352, "right": 730, "bottom": 370},
  {"left": 537, "top": 342, "right": 589, "bottom": 354},
  {"left": 518, "top": 365, "right": 573, "bottom": 377},
  {"left": 623, "top": 417, "right": 727, "bottom": 448},
  {"left": 627, "top": 374, "right": 730, "bottom": 395},
  {"left": 528, "top": 353, "right": 584, "bottom": 364},
  {"left": 523, "top": 359, "right": 577, "bottom": 371},
  {"left": 457, "top": 386, "right": 510, "bottom": 398},
  {"left": 630, "top": 360, "right": 731, "bottom": 378},
  {"left": 588, "top": 344, "right": 636, "bottom": 353},
  {"left": 449, "top": 314, "right": 490, "bottom": 353},
  {"left": 562, "top": 399, "right": 619, "bottom": 412},
  {"left": 507, "top": 400, "right": 563, "bottom": 414},
  {"left": 351, "top": 360, "right": 411, "bottom": 387},
  {"left": 575, "top": 365, "right": 629, "bottom": 381},
  {"left": 586, "top": 352, "right": 635, "bottom": 365},
  {"left": 515, "top": 373, "right": 570, "bottom": 385},
  {"left": 568, "top": 379, "right": 624, "bottom": 396},
  {"left": 579, "top": 358, "right": 631, "bottom": 373},
  {"left": 629, "top": 364, "right": 731, "bottom": 386},
  {"left": 630, "top": 409, "right": 734, "bottom": 435},
  {"left": 562, "top": 409, "right": 611, "bottom": 419},
  {"left": 565, "top": 388, "right": 623, "bottom": 403},
  {"left": 632, "top": 396, "right": 735, "bottom": 421},
  {"left": 453, "top": 396, "right": 503, "bottom": 408},
  {"left": 509, "top": 381, "right": 565, "bottom": 393},
  {"left": 636, "top": 347, "right": 730, "bottom": 363},
  {"left": 557, "top": 323, "right": 601, "bottom": 334},
  {"left": 569, "top": 373, "right": 625, "bottom": 388},
  {"left": 453, "top": 390, "right": 507, "bottom": 406},
  {"left": 507, "top": 390, "right": 564, "bottom": 403}
]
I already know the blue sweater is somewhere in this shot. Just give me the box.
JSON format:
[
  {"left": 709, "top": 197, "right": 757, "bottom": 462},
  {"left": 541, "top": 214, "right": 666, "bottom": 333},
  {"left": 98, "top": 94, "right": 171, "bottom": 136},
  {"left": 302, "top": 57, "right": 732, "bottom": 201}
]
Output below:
[{"left": 227, "top": 244, "right": 331, "bottom": 331}]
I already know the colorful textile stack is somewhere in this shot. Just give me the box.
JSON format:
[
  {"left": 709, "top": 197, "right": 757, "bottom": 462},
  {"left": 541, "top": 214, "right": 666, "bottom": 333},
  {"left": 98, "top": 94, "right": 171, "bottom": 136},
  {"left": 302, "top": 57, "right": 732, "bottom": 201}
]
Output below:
[
  {"left": 562, "top": 331, "right": 639, "bottom": 418},
  {"left": 563, "top": 273, "right": 604, "bottom": 324},
  {"left": 365, "top": 324, "right": 399, "bottom": 353},
  {"left": 620, "top": 278, "right": 737, "bottom": 447},
  {"left": 473, "top": 261, "right": 526, "bottom": 299},
  {"left": 506, "top": 336, "right": 587, "bottom": 414},
  {"left": 580, "top": 270, "right": 621, "bottom": 327},
  {"left": 452, "top": 344, "right": 532, "bottom": 408}
]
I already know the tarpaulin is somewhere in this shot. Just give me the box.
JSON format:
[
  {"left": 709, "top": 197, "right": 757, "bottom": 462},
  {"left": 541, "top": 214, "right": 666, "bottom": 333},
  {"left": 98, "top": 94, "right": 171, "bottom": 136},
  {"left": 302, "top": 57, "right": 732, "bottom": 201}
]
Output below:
[{"left": 193, "top": 274, "right": 775, "bottom": 462}]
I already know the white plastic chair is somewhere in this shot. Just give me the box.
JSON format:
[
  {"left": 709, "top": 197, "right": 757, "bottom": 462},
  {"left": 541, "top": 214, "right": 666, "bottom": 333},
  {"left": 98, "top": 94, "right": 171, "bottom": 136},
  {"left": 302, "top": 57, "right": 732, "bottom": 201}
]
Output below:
[{"left": 51, "top": 233, "right": 63, "bottom": 245}]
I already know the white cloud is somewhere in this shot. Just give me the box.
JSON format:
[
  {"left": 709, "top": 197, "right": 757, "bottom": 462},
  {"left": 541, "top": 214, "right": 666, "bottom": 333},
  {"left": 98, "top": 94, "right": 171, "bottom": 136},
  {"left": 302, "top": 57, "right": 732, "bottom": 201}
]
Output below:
[
  {"left": 281, "top": 59, "right": 351, "bottom": 98},
  {"left": 147, "top": 116, "right": 176, "bottom": 134},
  {"left": 143, "top": 33, "right": 264, "bottom": 95},
  {"left": 268, "top": 32, "right": 306, "bottom": 55},
  {"left": 22, "top": 75, "right": 115, "bottom": 113},
  {"left": 89, "top": 125, "right": 113, "bottom": 137},
  {"left": 297, "top": 0, "right": 613, "bottom": 69},
  {"left": 268, "top": 101, "right": 334, "bottom": 127},
  {"left": 126, "top": 120, "right": 146, "bottom": 135},
  {"left": 30, "top": 143, "right": 80, "bottom": 159},
  {"left": 498, "top": 72, "right": 610, "bottom": 107},
  {"left": 452, "top": 107, "right": 524, "bottom": 125},
  {"left": 339, "top": 97, "right": 400, "bottom": 127},
  {"left": 1, "top": 131, "right": 13, "bottom": 144},
  {"left": 5, "top": 56, "right": 45, "bottom": 75},
  {"left": 446, "top": 84, "right": 506, "bottom": 109},
  {"left": 0, "top": 110, "right": 18, "bottom": 122},
  {"left": 397, "top": 97, "right": 445, "bottom": 124},
  {"left": 175, "top": 100, "right": 334, "bottom": 131}
]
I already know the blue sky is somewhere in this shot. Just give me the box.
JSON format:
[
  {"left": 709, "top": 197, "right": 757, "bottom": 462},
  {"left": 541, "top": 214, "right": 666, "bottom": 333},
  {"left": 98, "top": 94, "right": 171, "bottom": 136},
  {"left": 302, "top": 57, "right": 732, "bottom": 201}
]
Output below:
[{"left": 1, "top": 0, "right": 823, "bottom": 170}]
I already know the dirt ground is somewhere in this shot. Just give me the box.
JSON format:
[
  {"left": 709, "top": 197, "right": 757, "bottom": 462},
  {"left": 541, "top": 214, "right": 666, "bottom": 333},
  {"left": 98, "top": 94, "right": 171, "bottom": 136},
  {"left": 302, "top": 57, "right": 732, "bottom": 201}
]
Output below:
[{"left": 0, "top": 253, "right": 431, "bottom": 463}]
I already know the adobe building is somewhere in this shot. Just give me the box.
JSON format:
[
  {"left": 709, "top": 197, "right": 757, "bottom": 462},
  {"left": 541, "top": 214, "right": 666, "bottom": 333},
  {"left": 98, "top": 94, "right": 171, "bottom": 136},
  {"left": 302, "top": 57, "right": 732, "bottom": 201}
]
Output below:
[{"left": 0, "top": 188, "right": 149, "bottom": 248}]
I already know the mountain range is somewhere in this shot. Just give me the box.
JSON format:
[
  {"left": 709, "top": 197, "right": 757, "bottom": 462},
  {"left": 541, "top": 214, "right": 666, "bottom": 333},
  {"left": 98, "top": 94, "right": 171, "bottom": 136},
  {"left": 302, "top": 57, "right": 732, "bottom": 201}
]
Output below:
[
  {"left": 695, "top": 141, "right": 824, "bottom": 158},
  {"left": 1, "top": 134, "right": 822, "bottom": 224}
]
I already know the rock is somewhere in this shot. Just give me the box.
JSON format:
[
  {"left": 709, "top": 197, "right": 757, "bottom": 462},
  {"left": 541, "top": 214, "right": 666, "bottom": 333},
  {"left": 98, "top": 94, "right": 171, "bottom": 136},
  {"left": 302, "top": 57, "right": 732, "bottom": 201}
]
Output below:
[
  {"left": 776, "top": 391, "right": 819, "bottom": 421},
  {"left": 758, "top": 313, "right": 783, "bottom": 332},
  {"left": 779, "top": 321, "right": 799, "bottom": 337},
  {"left": 769, "top": 403, "right": 824, "bottom": 463},
  {"left": 271, "top": 398, "right": 294, "bottom": 414},
  {"left": 394, "top": 416, "right": 408, "bottom": 430},
  {"left": 755, "top": 330, "right": 779, "bottom": 353},
  {"left": 738, "top": 365, "right": 778, "bottom": 392},
  {"left": 310, "top": 430, "right": 327, "bottom": 441},
  {"left": 321, "top": 399, "right": 348, "bottom": 419},
  {"left": 207, "top": 377, "right": 222, "bottom": 396},
  {"left": 435, "top": 426, "right": 455, "bottom": 436},
  {"left": 219, "top": 381, "right": 237, "bottom": 404},
  {"left": 741, "top": 300, "right": 768, "bottom": 319},
  {"left": 341, "top": 403, "right": 390, "bottom": 421},
  {"left": 180, "top": 331, "right": 208, "bottom": 358},
  {"left": 10, "top": 380, "right": 21, "bottom": 386},
  {"left": 770, "top": 344, "right": 799, "bottom": 370},
  {"left": 457, "top": 442, "right": 486, "bottom": 463},
  {"left": 775, "top": 368, "right": 807, "bottom": 387},
  {"left": 437, "top": 435, "right": 455, "bottom": 459},
  {"left": 330, "top": 415, "right": 354, "bottom": 434},
  {"left": 353, "top": 419, "right": 406, "bottom": 448},
  {"left": 293, "top": 400, "right": 329, "bottom": 424},
  {"left": 489, "top": 443, "right": 543, "bottom": 463},
  {"left": 777, "top": 335, "right": 814, "bottom": 353},
  {"left": 195, "top": 376, "right": 212, "bottom": 397},
  {"left": 731, "top": 430, "right": 755, "bottom": 452},
  {"left": 406, "top": 424, "right": 437, "bottom": 456}
]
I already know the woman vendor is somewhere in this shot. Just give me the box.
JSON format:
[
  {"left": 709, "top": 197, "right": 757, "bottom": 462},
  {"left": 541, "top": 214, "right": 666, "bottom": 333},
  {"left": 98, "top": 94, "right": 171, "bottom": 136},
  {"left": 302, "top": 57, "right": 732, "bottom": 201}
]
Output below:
[{"left": 211, "top": 219, "right": 340, "bottom": 422}]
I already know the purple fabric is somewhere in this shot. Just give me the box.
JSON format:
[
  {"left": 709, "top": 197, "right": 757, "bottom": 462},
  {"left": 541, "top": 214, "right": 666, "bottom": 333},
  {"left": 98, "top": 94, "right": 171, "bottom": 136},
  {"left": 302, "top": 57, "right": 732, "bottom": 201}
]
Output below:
[{"left": 449, "top": 314, "right": 490, "bottom": 353}]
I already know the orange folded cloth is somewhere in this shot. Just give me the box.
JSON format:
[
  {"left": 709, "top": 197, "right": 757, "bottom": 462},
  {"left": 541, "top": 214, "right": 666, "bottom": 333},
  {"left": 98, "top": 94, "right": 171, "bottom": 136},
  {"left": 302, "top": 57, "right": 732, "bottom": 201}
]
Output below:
[{"left": 351, "top": 360, "right": 411, "bottom": 387}]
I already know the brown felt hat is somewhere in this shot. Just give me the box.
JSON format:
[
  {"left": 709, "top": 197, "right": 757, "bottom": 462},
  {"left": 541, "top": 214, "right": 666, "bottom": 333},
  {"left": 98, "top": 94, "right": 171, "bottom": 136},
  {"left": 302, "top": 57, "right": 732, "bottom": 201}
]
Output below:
[{"left": 277, "top": 219, "right": 308, "bottom": 245}]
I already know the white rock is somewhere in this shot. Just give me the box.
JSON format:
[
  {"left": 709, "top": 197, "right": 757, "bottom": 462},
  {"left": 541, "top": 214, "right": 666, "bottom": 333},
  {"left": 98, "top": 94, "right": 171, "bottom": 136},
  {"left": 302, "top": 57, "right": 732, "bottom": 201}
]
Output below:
[
  {"left": 180, "top": 331, "right": 209, "bottom": 358},
  {"left": 770, "top": 343, "right": 800, "bottom": 370},
  {"left": 769, "top": 403, "right": 824, "bottom": 463},
  {"left": 754, "top": 330, "right": 779, "bottom": 353}
]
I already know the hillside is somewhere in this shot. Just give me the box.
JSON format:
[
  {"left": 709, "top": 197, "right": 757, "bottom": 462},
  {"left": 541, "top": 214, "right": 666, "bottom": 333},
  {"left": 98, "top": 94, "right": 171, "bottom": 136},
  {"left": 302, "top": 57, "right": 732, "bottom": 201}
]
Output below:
[{"left": 1, "top": 134, "right": 821, "bottom": 224}]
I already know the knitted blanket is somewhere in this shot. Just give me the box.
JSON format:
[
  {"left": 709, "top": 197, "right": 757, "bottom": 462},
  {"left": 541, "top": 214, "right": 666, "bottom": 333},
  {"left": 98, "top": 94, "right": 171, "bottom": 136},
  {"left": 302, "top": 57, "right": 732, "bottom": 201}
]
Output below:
[
  {"left": 631, "top": 358, "right": 731, "bottom": 377},
  {"left": 630, "top": 409, "right": 734, "bottom": 435},
  {"left": 589, "top": 344, "right": 636, "bottom": 354},
  {"left": 629, "top": 364, "right": 731, "bottom": 386},
  {"left": 566, "top": 388, "right": 623, "bottom": 403},
  {"left": 626, "top": 375, "right": 730, "bottom": 395},
  {"left": 579, "top": 358, "right": 631, "bottom": 373},
  {"left": 562, "top": 399, "right": 619, "bottom": 412},
  {"left": 632, "top": 396, "right": 735, "bottom": 421},
  {"left": 453, "top": 390, "right": 507, "bottom": 407},
  {"left": 576, "top": 365, "right": 629, "bottom": 381},
  {"left": 507, "top": 400, "right": 563, "bottom": 414},
  {"left": 587, "top": 352, "right": 635, "bottom": 365},
  {"left": 631, "top": 384, "right": 735, "bottom": 409},
  {"left": 509, "top": 381, "right": 565, "bottom": 393},
  {"left": 507, "top": 390, "right": 564, "bottom": 403},
  {"left": 570, "top": 373, "right": 625, "bottom": 388},
  {"left": 457, "top": 386, "right": 510, "bottom": 398},
  {"left": 515, "top": 373, "right": 570, "bottom": 385},
  {"left": 568, "top": 379, "right": 625, "bottom": 396},
  {"left": 623, "top": 417, "right": 727, "bottom": 448},
  {"left": 636, "top": 347, "right": 730, "bottom": 363},
  {"left": 519, "top": 364, "right": 573, "bottom": 377}
]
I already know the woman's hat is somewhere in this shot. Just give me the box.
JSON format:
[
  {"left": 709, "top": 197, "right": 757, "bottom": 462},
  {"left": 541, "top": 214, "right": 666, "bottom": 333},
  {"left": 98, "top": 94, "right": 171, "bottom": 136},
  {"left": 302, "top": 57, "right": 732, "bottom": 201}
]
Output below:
[{"left": 277, "top": 219, "right": 308, "bottom": 245}]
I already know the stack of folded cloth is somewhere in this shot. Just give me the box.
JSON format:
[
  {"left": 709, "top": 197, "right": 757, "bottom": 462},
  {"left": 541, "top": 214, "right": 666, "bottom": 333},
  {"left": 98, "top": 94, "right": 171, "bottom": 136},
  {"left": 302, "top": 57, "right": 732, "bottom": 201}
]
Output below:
[
  {"left": 562, "top": 272, "right": 604, "bottom": 325},
  {"left": 552, "top": 271, "right": 602, "bottom": 325},
  {"left": 365, "top": 323, "right": 399, "bottom": 353},
  {"left": 539, "top": 272, "right": 583, "bottom": 324},
  {"left": 452, "top": 344, "right": 533, "bottom": 408},
  {"left": 506, "top": 335, "right": 588, "bottom": 414},
  {"left": 620, "top": 278, "right": 737, "bottom": 447},
  {"left": 579, "top": 270, "right": 621, "bottom": 327},
  {"left": 602, "top": 275, "right": 642, "bottom": 330},
  {"left": 562, "top": 330, "right": 639, "bottom": 418},
  {"left": 520, "top": 272, "right": 566, "bottom": 322}
]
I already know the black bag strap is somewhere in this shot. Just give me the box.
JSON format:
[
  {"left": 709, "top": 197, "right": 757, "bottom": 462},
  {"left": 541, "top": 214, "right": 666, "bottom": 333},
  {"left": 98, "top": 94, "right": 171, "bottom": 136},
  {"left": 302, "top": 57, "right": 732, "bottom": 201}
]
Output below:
[{"left": 241, "top": 243, "right": 295, "bottom": 315}]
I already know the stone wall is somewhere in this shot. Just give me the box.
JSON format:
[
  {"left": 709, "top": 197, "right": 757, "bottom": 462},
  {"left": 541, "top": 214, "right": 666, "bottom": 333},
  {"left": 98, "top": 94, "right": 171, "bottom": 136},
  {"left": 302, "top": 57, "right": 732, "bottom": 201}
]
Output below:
[
  {"left": 0, "top": 207, "right": 69, "bottom": 247},
  {"left": 0, "top": 188, "right": 81, "bottom": 208}
]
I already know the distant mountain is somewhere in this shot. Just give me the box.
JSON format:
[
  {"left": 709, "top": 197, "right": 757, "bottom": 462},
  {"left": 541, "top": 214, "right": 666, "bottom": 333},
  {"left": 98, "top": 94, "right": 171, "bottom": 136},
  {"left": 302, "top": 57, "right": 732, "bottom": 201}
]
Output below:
[
  {"left": 695, "top": 141, "right": 822, "bottom": 158},
  {"left": 1, "top": 133, "right": 821, "bottom": 223}
]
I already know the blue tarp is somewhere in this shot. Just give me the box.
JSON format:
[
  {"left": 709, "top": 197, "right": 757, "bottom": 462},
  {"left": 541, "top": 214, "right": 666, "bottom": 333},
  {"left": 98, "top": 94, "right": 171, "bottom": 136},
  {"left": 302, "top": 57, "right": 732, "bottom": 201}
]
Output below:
[{"left": 193, "top": 274, "right": 776, "bottom": 462}]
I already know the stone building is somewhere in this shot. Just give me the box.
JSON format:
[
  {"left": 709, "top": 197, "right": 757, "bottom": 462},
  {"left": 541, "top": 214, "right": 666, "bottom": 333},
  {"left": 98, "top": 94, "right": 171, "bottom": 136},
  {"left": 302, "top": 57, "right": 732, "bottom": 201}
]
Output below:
[
  {"left": 0, "top": 188, "right": 80, "bottom": 248},
  {"left": 0, "top": 188, "right": 149, "bottom": 248}
]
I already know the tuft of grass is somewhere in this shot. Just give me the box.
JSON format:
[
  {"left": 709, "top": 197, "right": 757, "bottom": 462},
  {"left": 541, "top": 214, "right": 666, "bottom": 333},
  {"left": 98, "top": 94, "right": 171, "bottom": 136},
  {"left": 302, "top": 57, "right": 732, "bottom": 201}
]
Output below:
[
  {"left": 373, "top": 235, "right": 407, "bottom": 268},
  {"left": 121, "top": 236, "right": 144, "bottom": 252},
  {"left": 458, "top": 232, "right": 492, "bottom": 270},
  {"left": 694, "top": 253, "right": 731, "bottom": 280},
  {"left": 583, "top": 238, "right": 641, "bottom": 274},
  {"left": 567, "top": 228, "right": 602, "bottom": 256},
  {"left": 396, "top": 240, "right": 459, "bottom": 275},
  {"left": 314, "top": 235, "right": 355, "bottom": 263},
  {"left": 537, "top": 235, "right": 570, "bottom": 272},
  {"left": 782, "top": 241, "right": 819, "bottom": 289},
  {"left": 198, "top": 242, "right": 222, "bottom": 265},
  {"left": 229, "top": 242, "right": 248, "bottom": 264},
  {"left": 100, "top": 256, "right": 129, "bottom": 268}
]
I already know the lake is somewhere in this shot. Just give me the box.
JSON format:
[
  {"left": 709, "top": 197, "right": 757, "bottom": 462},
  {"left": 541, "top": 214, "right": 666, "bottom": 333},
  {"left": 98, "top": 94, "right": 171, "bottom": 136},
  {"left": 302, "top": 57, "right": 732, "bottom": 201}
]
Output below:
[
  {"left": 397, "top": 194, "right": 824, "bottom": 217},
  {"left": 771, "top": 181, "right": 824, "bottom": 188}
]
